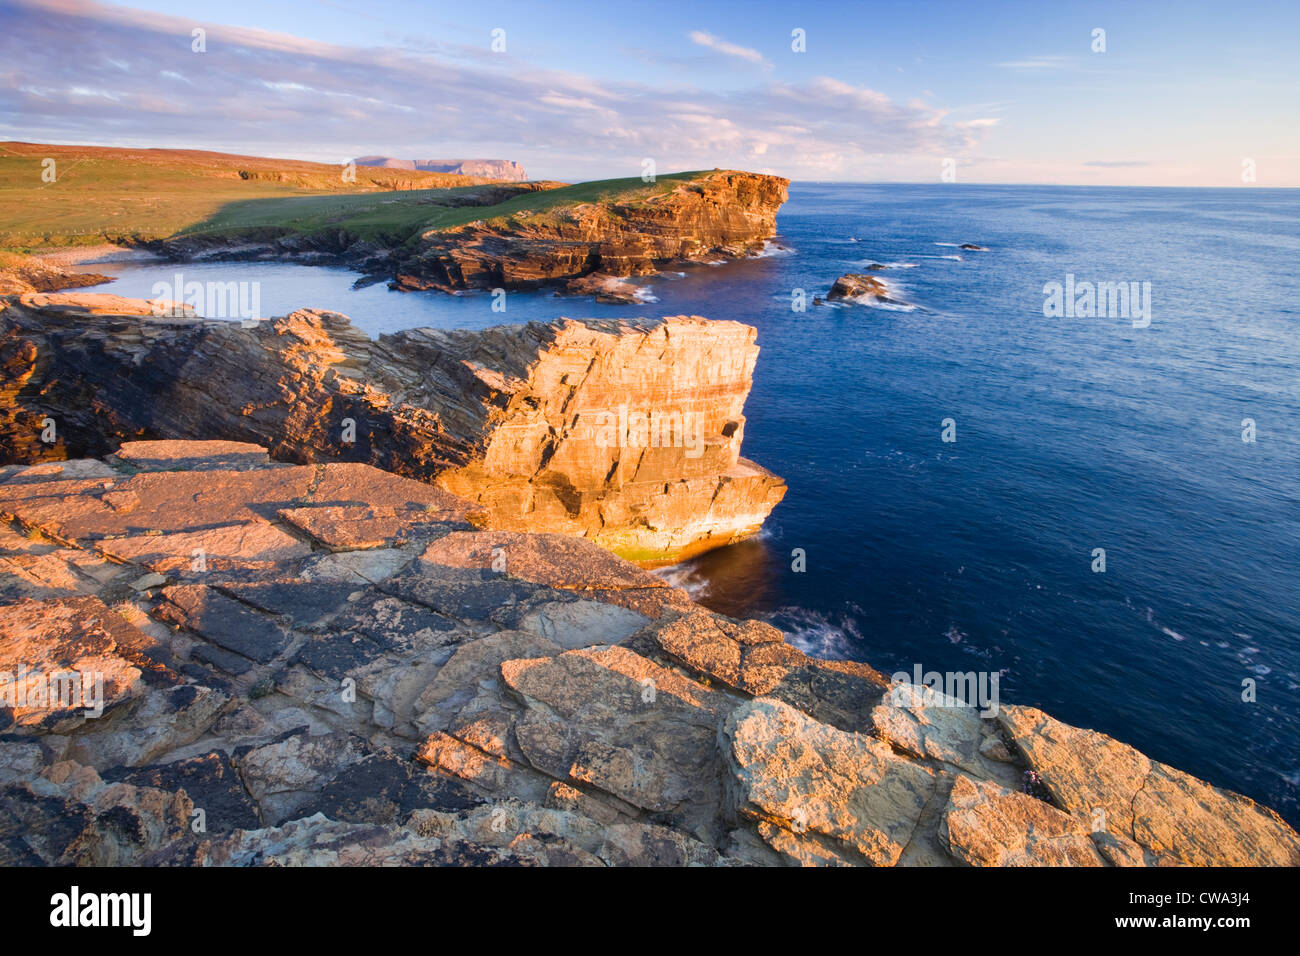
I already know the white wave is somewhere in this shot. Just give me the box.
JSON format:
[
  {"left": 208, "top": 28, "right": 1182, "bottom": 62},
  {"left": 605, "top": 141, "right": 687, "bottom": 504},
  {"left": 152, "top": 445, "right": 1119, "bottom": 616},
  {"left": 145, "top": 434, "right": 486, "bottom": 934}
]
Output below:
[
  {"left": 917, "top": 254, "right": 963, "bottom": 261},
  {"left": 934, "top": 242, "right": 960, "bottom": 247},
  {"left": 633, "top": 286, "right": 659, "bottom": 303},
  {"left": 854, "top": 297, "right": 917, "bottom": 311},
  {"left": 752, "top": 240, "right": 794, "bottom": 258},
  {"left": 771, "top": 606, "right": 861, "bottom": 659},
  {"left": 1161, "top": 626, "right": 1186, "bottom": 642},
  {"left": 651, "top": 563, "right": 710, "bottom": 601}
]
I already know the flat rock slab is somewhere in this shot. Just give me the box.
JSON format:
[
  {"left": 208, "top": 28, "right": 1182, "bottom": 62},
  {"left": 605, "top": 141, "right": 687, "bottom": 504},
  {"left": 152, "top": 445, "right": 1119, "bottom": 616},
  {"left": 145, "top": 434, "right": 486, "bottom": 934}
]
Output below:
[
  {"left": 309, "top": 463, "right": 479, "bottom": 514},
  {"left": 999, "top": 704, "right": 1300, "bottom": 866},
  {"left": 156, "top": 585, "right": 290, "bottom": 665},
  {"left": 724, "top": 698, "right": 936, "bottom": 866},
  {"left": 110, "top": 440, "right": 272, "bottom": 472},
  {"left": 516, "top": 600, "right": 650, "bottom": 649},
  {"left": 103, "top": 751, "right": 261, "bottom": 832},
  {"left": 0, "top": 460, "right": 118, "bottom": 485},
  {"left": 278, "top": 505, "right": 462, "bottom": 551},
  {"left": 422, "top": 531, "right": 674, "bottom": 592},
  {"left": 212, "top": 579, "right": 359, "bottom": 628},
  {"left": 97, "top": 520, "right": 311, "bottom": 575},
  {"left": 500, "top": 646, "right": 730, "bottom": 834},
  {"left": 420, "top": 530, "right": 694, "bottom": 619},
  {"left": 295, "top": 751, "right": 481, "bottom": 826},
  {"left": 329, "top": 591, "right": 459, "bottom": 651},
  {"left": 0, "top": 596, "right": 171, "bottom": 731},
  {"left": 0, "top": 467, "right": 316, "bottom": 541}
]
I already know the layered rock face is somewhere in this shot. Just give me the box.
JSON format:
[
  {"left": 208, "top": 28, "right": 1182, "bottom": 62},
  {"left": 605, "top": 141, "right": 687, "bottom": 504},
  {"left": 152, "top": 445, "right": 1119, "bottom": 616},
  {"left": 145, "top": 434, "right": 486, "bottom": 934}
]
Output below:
[
  {"left": 393, "top": 170, "right": 789, "bottom": 293},
  {"left": 353, "top": 157, "right": 530, "bottom": 182},
  {"left": 1, "top": 443, "right": 1295, "bottom": 866},
  {"left": 0, "top": 295, "right": 785, "bottom": 563}
]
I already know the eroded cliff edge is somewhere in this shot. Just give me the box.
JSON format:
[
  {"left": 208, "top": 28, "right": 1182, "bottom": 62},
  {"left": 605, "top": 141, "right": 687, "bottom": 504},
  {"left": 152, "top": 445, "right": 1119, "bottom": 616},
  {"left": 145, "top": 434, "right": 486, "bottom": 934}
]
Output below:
[
  {"left": 0, "top": 294, "right": 785, "bottom": 563},
  {"left": 0, "top": 442, "right": 1296, "bottom": 866},
  {"left": 157, "top": 170, "right": 790, "bottom": 299}
]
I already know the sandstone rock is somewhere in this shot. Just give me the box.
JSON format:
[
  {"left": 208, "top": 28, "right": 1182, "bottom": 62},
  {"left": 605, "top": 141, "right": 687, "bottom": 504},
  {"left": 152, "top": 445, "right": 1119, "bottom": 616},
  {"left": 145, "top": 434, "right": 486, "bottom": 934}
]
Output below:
[
  {"left": 1, "top": 441, "right": 1297, "bottom": 868},
  {"left": 1, "top": 760, "right": 194, "bottom": 865},
  {"left": 871, "top": 681, "right": 1015, "bottom": 783},
  {"left": 0, "top": 596, "right": 165, "bottom": 731},
  {"left": 110, "top": 440, "right": 271, "bottom": 472},
  {"left": 939, "top": 775, "right": 1103, "bottom": 866},
  {"left": 500, "top": 646, "right": 731, "bottom": 838},
  {"left": 233, "top": 730, "right": 370, "bottom": 825},
  {"left": 724, "top": 698, "right": 936, "bottom": 866},
  {"left": 156, "top": 585, "right": 291, "bottom": 666},
  {"left": 999, "top": 704, "right": 1300, "bottom": 866},
  {"left": 395, "top": 170, "right": 788, "bottom": 293},
  {"left": 99, "top": 520, "right": 311, "bottom": 575},
  {"left": 649, "top": 608, "right": 888, "bottom": 731},
  {"left": 1, "top": 303, "right": 784, "bottom": 563}
]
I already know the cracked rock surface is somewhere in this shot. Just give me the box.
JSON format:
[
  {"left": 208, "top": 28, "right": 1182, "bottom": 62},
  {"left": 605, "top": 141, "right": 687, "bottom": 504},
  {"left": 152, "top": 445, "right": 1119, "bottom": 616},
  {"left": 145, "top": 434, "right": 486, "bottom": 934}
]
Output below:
[{"left": 0, "top": 442, "right": 1296, "bottom": 866}]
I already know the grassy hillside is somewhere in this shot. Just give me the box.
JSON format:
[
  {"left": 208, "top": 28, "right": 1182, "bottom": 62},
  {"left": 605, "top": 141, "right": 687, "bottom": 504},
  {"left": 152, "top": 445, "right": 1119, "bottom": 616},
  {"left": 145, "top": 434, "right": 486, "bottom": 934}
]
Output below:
[
  {"left": 177, "top": 171, "right": 711, "bottom": 246},
  {"left": 0, "top": 142, "right": 516, "bottom": 249}
]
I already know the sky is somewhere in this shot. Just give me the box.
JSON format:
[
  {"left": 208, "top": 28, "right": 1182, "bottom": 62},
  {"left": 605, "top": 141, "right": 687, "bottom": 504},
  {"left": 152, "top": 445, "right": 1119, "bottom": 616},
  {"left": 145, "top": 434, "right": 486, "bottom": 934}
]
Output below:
[{"left": 1, "top": 0, "right": 1297, "bottom": 185}]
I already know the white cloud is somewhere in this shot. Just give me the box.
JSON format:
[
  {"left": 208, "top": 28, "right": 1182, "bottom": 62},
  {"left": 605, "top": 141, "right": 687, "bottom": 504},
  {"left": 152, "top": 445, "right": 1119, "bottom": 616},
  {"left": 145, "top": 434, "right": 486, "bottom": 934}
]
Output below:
[
  {"left": 0, "top": 0, "right": 999, "bottom": 181},
  {"left": 687, "top": 30, "right": 770, "bottom": 68},
  {"left": 995, "top": 55, "right": 1073, "bottom": 70}
]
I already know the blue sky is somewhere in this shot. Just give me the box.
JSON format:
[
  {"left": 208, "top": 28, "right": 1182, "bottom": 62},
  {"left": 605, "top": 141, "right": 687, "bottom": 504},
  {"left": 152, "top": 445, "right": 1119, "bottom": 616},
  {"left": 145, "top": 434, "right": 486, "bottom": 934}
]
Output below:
[{"left": 2, "top": 0, "right": 1297, "bottom": 184}]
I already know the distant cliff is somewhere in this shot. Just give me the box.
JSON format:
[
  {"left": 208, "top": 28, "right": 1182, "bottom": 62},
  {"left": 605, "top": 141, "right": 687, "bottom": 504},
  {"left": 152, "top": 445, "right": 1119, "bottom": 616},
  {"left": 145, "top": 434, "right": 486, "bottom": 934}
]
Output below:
[{"left": 354, "top": 156, "right": 529, "bottom": 181}]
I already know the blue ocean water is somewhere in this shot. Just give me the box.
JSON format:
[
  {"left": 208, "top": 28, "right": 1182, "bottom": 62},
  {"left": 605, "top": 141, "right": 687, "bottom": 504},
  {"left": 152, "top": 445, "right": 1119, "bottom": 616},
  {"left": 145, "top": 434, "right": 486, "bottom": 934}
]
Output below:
[{"left": 76, "top": 183, "right": 1300, "bottom": 823}]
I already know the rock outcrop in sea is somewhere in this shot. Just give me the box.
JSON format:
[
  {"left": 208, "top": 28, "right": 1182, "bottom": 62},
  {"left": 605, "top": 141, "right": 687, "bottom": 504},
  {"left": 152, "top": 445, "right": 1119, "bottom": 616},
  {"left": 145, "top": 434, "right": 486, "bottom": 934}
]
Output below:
[
  {"left": 0, "top": 294, "right": 785, "bottom": 564},
  {"left": 827, "top": 272, "right": 909, "bottom": 307},
  {"left": 0, "top": 440, "right": 1295, "bottom": 866}
]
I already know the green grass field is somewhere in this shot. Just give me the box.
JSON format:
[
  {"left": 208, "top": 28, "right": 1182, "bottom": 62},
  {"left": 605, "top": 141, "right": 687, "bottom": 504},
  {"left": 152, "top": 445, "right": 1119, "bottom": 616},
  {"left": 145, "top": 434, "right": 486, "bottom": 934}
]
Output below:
[
  {"left": 176, "top": 171, "right": 709, "bottom": 246},
  {"left": 0, "top": 142, "right": 511, "bottom": 249},
  {"left": 0, "top": 142, "right": 713, "bottom": 252}
]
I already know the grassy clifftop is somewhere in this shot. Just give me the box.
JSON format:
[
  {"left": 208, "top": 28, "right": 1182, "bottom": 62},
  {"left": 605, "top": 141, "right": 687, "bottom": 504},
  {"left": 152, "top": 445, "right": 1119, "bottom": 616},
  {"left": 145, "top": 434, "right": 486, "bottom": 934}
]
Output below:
[
  {"left": 0, "top": 142, "right": 517, "bottom": 249},
  {"left": 174, "top": 171, "right": 710, "bottom": 247}
]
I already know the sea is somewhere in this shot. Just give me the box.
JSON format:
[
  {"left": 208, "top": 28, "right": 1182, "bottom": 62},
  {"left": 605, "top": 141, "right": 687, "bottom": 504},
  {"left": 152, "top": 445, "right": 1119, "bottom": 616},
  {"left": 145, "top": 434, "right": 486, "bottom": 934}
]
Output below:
[{"left": 71, "top": 183, "right": 1300, "bottom": 823}]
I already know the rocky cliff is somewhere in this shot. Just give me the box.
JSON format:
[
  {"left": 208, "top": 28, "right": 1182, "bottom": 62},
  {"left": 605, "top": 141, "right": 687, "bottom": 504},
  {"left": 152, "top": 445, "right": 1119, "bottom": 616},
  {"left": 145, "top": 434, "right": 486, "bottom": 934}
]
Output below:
[
  {"left": 1, "top": 442, "right": 1295, "bottom": 866},
  {"left": 393, "top": 170, "right": 789, "bottom": 294},
  {"left": 148, "top": 170, "right": 789, "bottom": 299},
  {"left": 354, "top": 157, "right": 529, "bottom": 182},
  {"left": 0, "top": 294, "right": 785, "bottom": 563}
]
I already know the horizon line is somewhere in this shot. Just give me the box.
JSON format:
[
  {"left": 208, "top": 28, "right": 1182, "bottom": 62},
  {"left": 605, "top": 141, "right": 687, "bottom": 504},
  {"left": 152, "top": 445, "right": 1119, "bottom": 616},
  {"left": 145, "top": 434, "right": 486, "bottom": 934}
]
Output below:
[{"left": 4, "top": 138, "right": 1295, "bottom": 191}]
